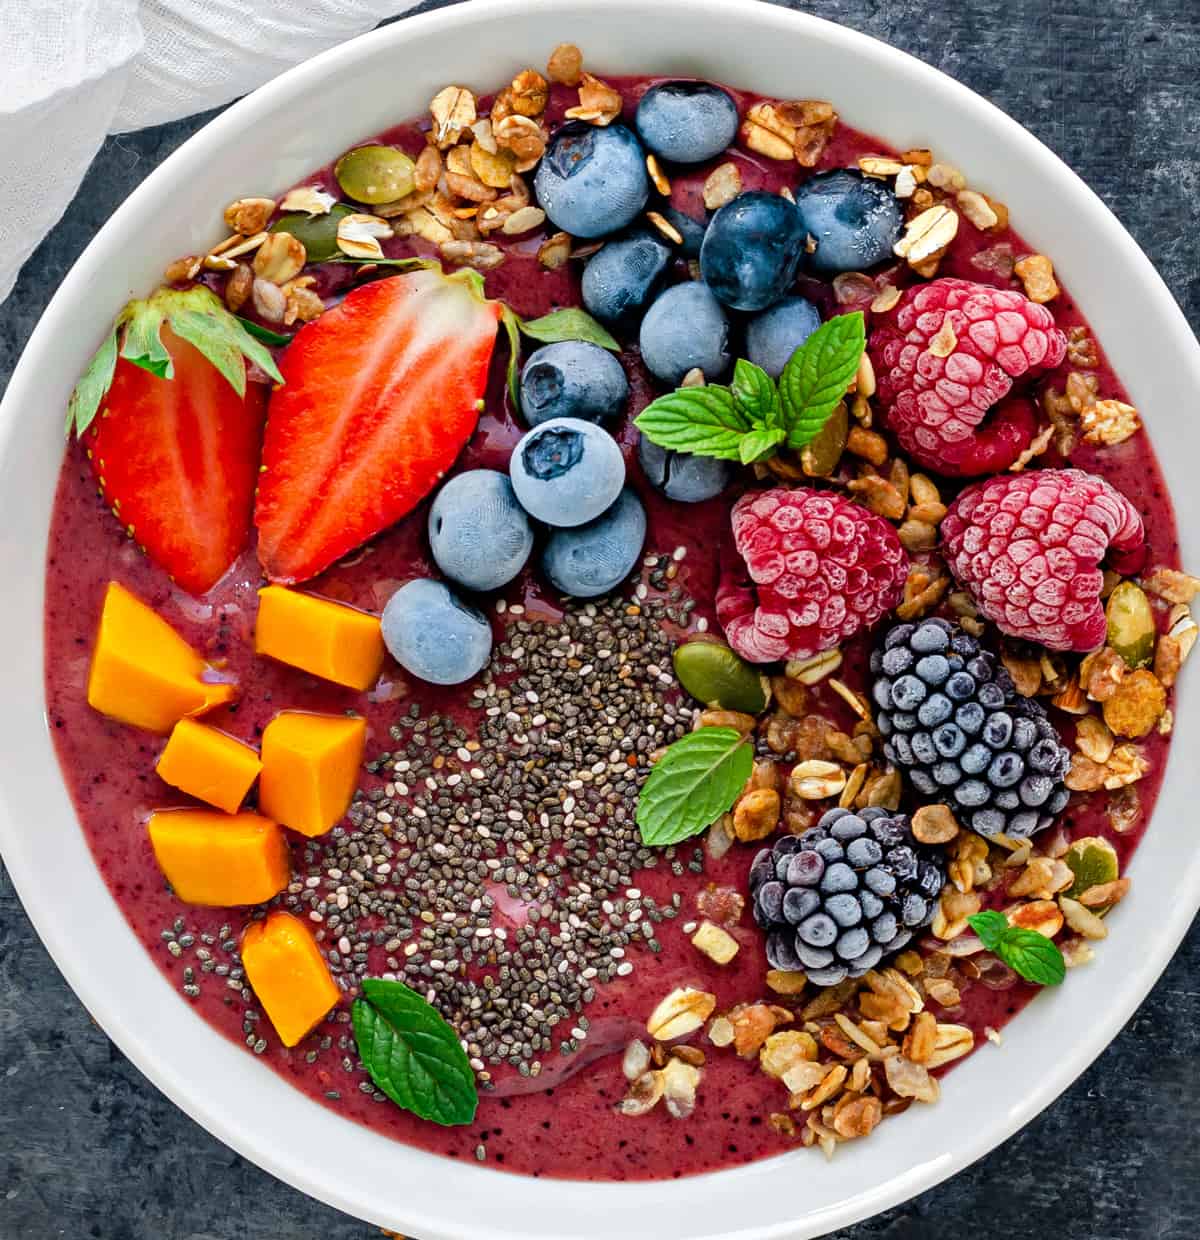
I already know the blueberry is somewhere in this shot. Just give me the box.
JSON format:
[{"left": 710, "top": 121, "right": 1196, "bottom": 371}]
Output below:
[
  {"left": 639, "top": 281, "right": 731, "bottom": 385},
  {"left": 749, "top": 848, "right": 774, "bottom": 887},
  {"left": 887, "top": 845, "right": 917, "bottom": 879},
  {"left": 783, "top": 886, "right": 821, "bottom": 925},
  {"left": 699, "top": 191, "right": 807, "bottom": 311},
  {"left": 837, "top": 927, "right": 871, "bottom": 961},
  {"left": 744, "top": 296, "right": 821, "bottom": 379},
  {"left": 798, "top": 913, "right": 838, "bottom": 947},
  {"left": 825, "top": 893, "right": 862, "bottom": 927},
  {"left": 510, "top": 418, "right": 625, "bottom": 527},
  {"left": 382, "top": 579, "right": 492, "bottom": 685},
  {"left": 534, "top": 121, "right": 650, "bottom": 238},
  {"left": 659, "top": 206, "right": 707, "bottom": 258},
  {"left": 973, "top": 660, "right": 1001, "bottom": 689},
  {"left": 542, "top": 489, "right": 646, "bottom": 597},
  {"left": 890, "top": 674, "right": 926, "bottom": 710},
  {"left": 972, "top": 808, "right": 1006, "bottom": 837},
  {"left": 818, "top": 808, "right": 851, "bottom": 827},
  {"left": 428, "top": 470, "right": 534, "bottom": 592},
  {"left": 792, "top": 169, "right": 903, "bottom": 275},
  {"left": 1011, "top": 811, "right": 1040, "bottom": 838},
  {"left": 521, "top": 341, "right": 629, "bottom": 427},
  {"left": 916, "top": 862, "right": 943, "bottom": 899},
  {"left": 786, "top": 849, "right": 826, "bottom": 887},
  {"left": 868, "top": 815, "right": 905, "bottom": 846},
  {"left": 849, "top": 945, "right": 884, "bottom": 977},
  {"left": 916, "top": 654, "right": 950, "bottom": 684},
  {"left": 581, "top": 230, "right": 671, "bottom": 324},
  {"left": 996, "top": 790, "right": 1020, "bottom": 810},
  {"left": 638, "top": 433, "right": 732, "bottom": 502},
  {"left": 635, "top": 80, "right": 740, "bottom": 164},
  {"left": 888, "top": 735, "right": 912, "bottom": 765}
]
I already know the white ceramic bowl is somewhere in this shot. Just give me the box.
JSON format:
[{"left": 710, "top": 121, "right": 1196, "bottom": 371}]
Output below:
[{"left": 2, "top": 1, "right": 1197, "bottom": 1236}]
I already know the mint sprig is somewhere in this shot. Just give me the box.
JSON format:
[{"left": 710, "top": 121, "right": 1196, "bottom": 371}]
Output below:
[
  {"left": 636, "top": 727, "right": 754, "bottom": 846},
  {"left": 635, "top": 310, "right": 865, "bottom": 464},
  {"left": 352, "top": 978, "right": 478, "bottom": 1126},
  {"left": 968, "top": 910, "right": 1066, "bottom": 987}
]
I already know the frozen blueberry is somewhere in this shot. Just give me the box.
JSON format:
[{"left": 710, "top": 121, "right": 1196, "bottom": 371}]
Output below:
[
  {"left": 910, "top": 621, "right": 951, "bottom": 654},
  {"left": 541, "top": 488, "right": 646, "bottom": 597},
  {"left": 933, "top": 761, "right": 962, "bottom": 786},
  {"left": 792, "top": 168, "right": 904, "bottom": 275},
  {"left": 510, "top": 417, "right": 625, "bottom": 527},
  {"left": 639, "top": 281, "right": 731, "bottom": 385},
  {"left": 744, "top": 296, "right": 821, "bottom": 379},
  {"left": 382, "top": 579, "right": 492, "bottom": 685},
  {"left": 581, "top": 230, "right": 671, "bottom": 324},
  {"left": 1030, "top": 738, "right": 1068, "bottom": 773},
  {"left": 534, "top": 121, "right": 650, "bottom": 238},
  {"left": 638, "top": 433, "right": 732, "bottom": 502},
  {"left": 635, "top": 80, "right": 740, "bottom": 164},
  {"left": 813, "top": 837, "right": 845, "bottom": 863},
  {"left": 520, "top": 341, "right": 629, "bottom": 427},
  {"left": 699, "top": 191, "right": 808, "bottom": 311},
  {"left": 1020, "top": 774, "right": 1054, "bottom": 806},
  {"left": 427, "top": 469, "right": 534, "bottom": 592}
]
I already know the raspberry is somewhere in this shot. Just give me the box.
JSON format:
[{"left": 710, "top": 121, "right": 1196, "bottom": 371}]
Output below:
[
  {"left": 941, "top": 468, "right": 1145, "bottom": 652},
  {"left": 869, "top": 278, "right": 1068, "bottom": 475},
  {"left": 716, "top": 488, "right": 908, "bottom": 663}
]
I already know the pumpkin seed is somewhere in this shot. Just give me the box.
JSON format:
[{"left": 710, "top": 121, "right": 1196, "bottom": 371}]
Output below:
[
  {"left": 673, "top": 641, "right": 767, "bottom": 714},
  {"left": 272, "top": 203, "right": 354, "bottom": 263},
  {"left": 1063, "top": 836, "right": 1119, "bottom": 906},
  {"left": 1105, "top": 581, "right": 1155, "bottom": 669},
  {"left": 334, "top": 145, "right": 416, "bottom": 205}
]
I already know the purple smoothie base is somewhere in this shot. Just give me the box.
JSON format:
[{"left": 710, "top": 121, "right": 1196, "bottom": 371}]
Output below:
[{"left": 42, "top": 74, "right": 1179, "bottom": 1181}]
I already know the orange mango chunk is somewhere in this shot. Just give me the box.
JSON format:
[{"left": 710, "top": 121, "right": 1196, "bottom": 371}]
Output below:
[
  {"left": 242, "top": 911, "right": 341, "bottom": 1047},
  {"left": 255, "top": 585, "right": 384, "bottom": 690},
  {"left": 87, "top": 582, "right": 237, "bottom": 733},
  {"left": 156, "top": 719, "right": 262, "bottom": 814},
  {"left": 259, "top": 711, "right": 366, "bottom": 837},
  {"left": 147, "top": 809, "right": 291, "bottom": 906}
]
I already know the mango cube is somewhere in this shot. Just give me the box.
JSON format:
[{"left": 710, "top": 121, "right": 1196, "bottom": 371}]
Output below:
[
  {"left": 242, "top": 911, "right": 341, "bottom": 1047},
  {"left": 156, "top": 719, "right": 262, "bottom": 814},
  {"left": 259, "top": 711, "right": 366, "bottom": 837},
  {"left": 87, "top": 582, "right": 237, "bottom": 733},
  {"left": 255, "top": 585, "right": 384, "bottom": 690},
  {"left": 147, "top": 809, "right": 291, "bottom": 906}
]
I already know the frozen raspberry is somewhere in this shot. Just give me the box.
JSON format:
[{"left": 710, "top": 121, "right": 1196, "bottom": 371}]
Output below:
[
  {"left": 716, "top": 488, "right": 909, "bottom": 663},
  {"left": 869, "top": 278, "right": 1068, "bottom": 476},
  {"left": 941, "top": 469, "right": 1145, "bottom": 652}
]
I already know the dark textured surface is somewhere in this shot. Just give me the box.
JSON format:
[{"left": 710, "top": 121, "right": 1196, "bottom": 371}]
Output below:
[{"left": 2, "top": 1, "right": 1198, "bottom": 1236}]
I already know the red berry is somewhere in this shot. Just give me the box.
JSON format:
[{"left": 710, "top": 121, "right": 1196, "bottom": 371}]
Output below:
[
  {"left": 869, "top": 278, "right": 1067, "bottom": 476},
  {"left": 941, "top": 469, "right": 1145, "bottom": 652},
  {"left": 716, "top": 488, "right": 909, "bottom": 663}
]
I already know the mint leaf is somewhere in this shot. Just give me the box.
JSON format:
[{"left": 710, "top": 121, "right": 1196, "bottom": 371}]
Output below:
[
  {"left": 634, "top": 387, "right": 751, "bottom": 460},
  {"left": 731, "top": 358, "right": 781, "bottom": 428},
  {"left": 501, "top": 305, "right": 523, "bottom": 407},
  {"left": 779, "top": 310, "right": 866, "bottom": 450},
  {"left": 520, "top": 307, "right": 620, "bottom": 352},
  {"left": 636, "top": 727, "right": 754, "bottom": 846},
  {"left": 738, "top": 426, "right": 786, "bottom": 465},
  {"left": 66, "top": 326, "right": 119, "bottom": 437},
  {"left": 352, "top": 978, "right": 477, "bottom": 1126},
  {"left": 967, "top": 912, "right": 1066, "bottom": 987}
]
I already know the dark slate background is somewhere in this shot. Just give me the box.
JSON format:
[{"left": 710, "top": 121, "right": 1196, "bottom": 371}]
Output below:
[{"left": 2, "top": 0, "right": 1197, "bottom": 1236}]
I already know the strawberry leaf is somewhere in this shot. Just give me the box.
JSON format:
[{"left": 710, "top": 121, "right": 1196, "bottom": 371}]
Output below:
[
  {"left": 166, "top": 287, "right": 283, "bottom": 392},
  {"left": 636, "top": 727, "right": 754, "bottom": 846},
  {"left": 501, "top": 305, "right": 523, "bottom": 408},
  {"left": 66, "top": 326, "right": 120, "bottom": 437},
  {"left": 780, "top": 310, "right": 866, "bottom": 450},
  {"left": 121, "top": 306, "right": 172, "bottom": 379},
  {"left": 236, "top": 317, "right": 293, "bottom": 346},
  {"left": 634, "top": 387, "right": 752, "bottom": 460},
  {"left": 520, "top": 308, "right": 620, "bottom": 352}
]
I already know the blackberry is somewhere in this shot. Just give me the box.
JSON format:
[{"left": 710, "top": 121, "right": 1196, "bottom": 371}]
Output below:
[
  {"left": 749, "top": 807, "right": 946, "bottom": 986},
  {"left": 871, "top": 618, "right": 1071, "bottom": 840}
]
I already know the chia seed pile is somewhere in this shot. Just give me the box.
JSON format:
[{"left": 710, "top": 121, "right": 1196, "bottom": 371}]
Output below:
[{"left": 277, "top": 562, "right": 702, "bottom": 1086}]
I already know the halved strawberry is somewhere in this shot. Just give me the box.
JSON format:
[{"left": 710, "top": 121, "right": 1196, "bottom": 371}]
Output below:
[
  {"left": 68, "top": 286, "right": 282, "bottom": 595},
  {"left": 254, "top": 268, "right": 501, "bottom": 584}
]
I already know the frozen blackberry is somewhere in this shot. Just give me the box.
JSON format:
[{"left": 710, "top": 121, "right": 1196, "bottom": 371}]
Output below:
[
  {"left": 749, "top": 807, "right": 947, "bottom": 986},
  {"left": 871, "top": 618, "right": 1071, "bottom": 840}
]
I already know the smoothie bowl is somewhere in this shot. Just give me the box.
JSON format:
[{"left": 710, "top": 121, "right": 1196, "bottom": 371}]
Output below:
[{"left": 4, "top": 2, "right": 1200, "bottom": 1237}]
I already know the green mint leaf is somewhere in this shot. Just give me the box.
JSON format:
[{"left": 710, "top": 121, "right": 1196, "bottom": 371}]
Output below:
[
  {"left": 636, "top": 727, "right": 754, "bottom": 846},
  {"left": 779, "top": 310, "right": 866, "bottom": 450},
  {"left": 236, "top": 317, "right": 293, "bottom": 346},
  {"left": 731, "top": 358, "right": 781, "bottom": 429},
  {"left": 352, "top": 978, "right": 478, "bottom": 1126},
  {"left": 66, "top": 326, "right": 119, "bottom": 438},
  {"left": 501, "top": 305, "right": 523, "bottom": 407},
  {"left": 634, "top": 387, "right": 751, "bottom": 461},
  {"left": 967, "top": 912, "right": 1066, "bottom": 987},
  {"left": 520, "top": 307, "right": 620, "bottom": 352},
  {"left": 738, "top": 426, "right": 786, "bottom": 465}
]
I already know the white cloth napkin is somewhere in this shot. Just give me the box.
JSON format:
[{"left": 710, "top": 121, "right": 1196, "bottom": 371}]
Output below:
[{"left": 0, "top": 0, "right": 413, "bottom": 304}]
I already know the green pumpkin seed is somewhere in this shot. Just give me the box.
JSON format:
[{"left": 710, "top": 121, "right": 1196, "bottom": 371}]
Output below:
[
  {"left": 1064, "top": 836, "right": 1119, "bottom": 905},
  {"left": 335, "top": 145, "right": 416, "bottom": 205},
  {"left": 801, "top": 401, "right": 848, "bottom": 477},
  {"left": 271, "top": 203, "right": 355, "bottom": 263},
  {"left": 1106, "top": 581, "right": 1156, "bottom": 669},
  {"left": 673, "top": 641, "right": 767, "bottom": 714}
]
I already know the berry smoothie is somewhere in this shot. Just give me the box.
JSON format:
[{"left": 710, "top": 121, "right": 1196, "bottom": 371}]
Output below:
[{"left": 43, "top": 57, "right": 1186, "bottom": 1181}]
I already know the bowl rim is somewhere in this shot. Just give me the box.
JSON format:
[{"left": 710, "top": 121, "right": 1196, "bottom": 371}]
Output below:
[{"left": 3, "top": 0, "right": 1199, "bottom": 1236}]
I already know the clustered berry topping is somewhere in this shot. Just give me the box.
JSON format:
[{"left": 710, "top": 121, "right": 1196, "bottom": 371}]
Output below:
[{"left": 750, "top": 807, "right": 947, "bottom": 985}]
